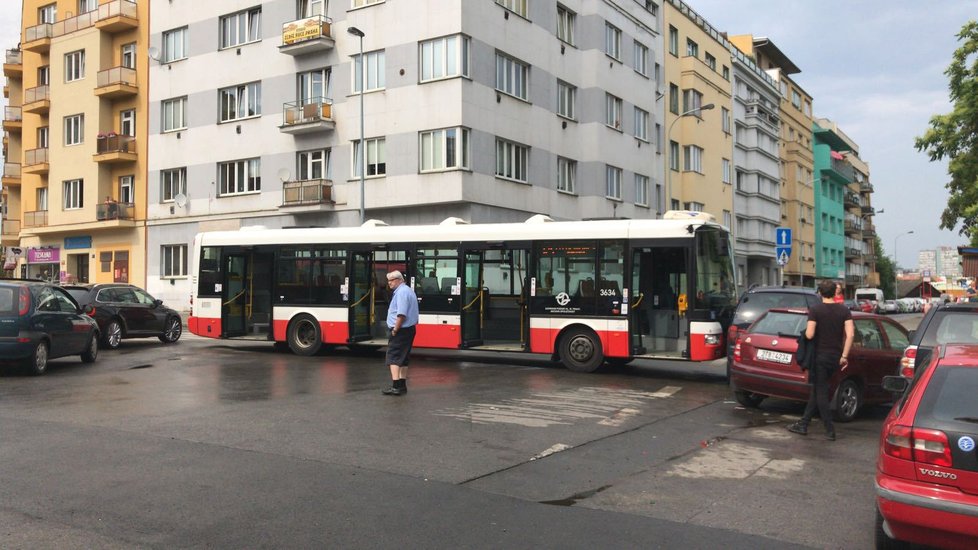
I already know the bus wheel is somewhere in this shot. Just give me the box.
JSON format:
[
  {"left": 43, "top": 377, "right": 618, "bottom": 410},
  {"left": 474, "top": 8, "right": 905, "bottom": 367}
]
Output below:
[
  {"left": 288, "top": 315, "right": 322, "bottom": 356},
  {"left": 560, "top": 327, "right": 603, "bottom": 373}
]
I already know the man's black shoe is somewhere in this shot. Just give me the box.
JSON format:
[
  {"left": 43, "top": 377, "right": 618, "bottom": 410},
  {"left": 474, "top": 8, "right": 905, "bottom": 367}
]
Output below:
[
  {"left": 824, "top": 431, "right": 836, "bottom": 441},
  {"left": 787, "top": 422, "right": 808, "bottom": 435},
  {"left": 382, "top": 386, "right": 405, "bottom": 396}
]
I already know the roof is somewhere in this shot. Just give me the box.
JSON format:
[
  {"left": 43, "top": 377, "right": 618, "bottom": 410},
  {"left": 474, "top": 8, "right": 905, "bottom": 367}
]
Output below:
[{"left": 751, "top": 37, "right": 801, "bottom": 75}]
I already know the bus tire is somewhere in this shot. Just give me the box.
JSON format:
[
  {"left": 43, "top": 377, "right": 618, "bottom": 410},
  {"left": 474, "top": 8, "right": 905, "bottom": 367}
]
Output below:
[
  {"left": 560, "top": 327, "right": 603, "bottom": 373},
  {"left": 287, "top": 314, "right": 322, "bottom": 356}
]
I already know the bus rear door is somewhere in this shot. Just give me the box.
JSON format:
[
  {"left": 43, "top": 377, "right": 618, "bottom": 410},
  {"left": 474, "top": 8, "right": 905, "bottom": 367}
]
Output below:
[{"left": 348, "top": 250, "right": 372, "bottom": 342}]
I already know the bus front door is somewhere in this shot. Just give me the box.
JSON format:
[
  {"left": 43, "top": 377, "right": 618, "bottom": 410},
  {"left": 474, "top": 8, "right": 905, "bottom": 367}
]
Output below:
[
  {"left": 223, "top": 253, "right": 248, "bottom": 337},
  {"left": 348, "top": 251, "right": 372, "bottom": 342},
  {"left": 631, "top": 246, "right": 687, "bottom": 358},
  {"left": 461, "top": 250, "right": 484, "bottom": 347}
]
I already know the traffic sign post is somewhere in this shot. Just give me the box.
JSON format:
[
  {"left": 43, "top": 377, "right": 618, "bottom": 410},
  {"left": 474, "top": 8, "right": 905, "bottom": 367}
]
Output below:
[
  {"left": 775, "top": 228, "right": 792, "bottom": 285},
  {"left": 776, "top": 227, "right": 792, "bottom": 247}
]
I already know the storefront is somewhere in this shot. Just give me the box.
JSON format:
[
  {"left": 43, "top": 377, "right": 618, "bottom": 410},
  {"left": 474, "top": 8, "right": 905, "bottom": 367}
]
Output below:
[{"left": 27, "top": 247, "right": 60, "bottom": 282}]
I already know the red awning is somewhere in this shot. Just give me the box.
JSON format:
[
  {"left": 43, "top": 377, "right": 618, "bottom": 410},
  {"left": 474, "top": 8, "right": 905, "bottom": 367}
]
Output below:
[{"left": 830, "top": 150, "right": 845, "bottom": 160}]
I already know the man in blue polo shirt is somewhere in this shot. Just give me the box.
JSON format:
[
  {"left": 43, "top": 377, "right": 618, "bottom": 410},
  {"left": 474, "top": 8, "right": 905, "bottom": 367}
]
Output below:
[{"left": 382, "top": 270, "right": 419, "bottom": 396}]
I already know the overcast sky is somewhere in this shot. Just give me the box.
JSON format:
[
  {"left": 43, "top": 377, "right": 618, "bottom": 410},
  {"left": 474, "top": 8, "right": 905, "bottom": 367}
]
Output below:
[{"left": 1, "top": 2, "right": 974, "bottom": 269}]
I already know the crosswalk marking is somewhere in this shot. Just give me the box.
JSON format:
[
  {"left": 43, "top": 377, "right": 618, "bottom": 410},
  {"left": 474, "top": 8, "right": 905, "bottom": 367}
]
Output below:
[{"left": 434, "top": 386, "right": 683, "bottom": 427}]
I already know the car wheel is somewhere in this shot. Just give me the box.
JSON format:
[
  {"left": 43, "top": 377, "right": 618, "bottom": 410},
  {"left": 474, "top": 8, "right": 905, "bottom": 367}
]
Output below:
[
  {"left": 104, "top": 319, "right": 123, "bottom": 349},
  {"left": 734, "top": 390, "right": 766, "bottom": 408},
  {"left": 287, "top": 314, "right": 322, "bottom": 356},
  {"left": 26, "top": 341, "right": 49, "bottom": 376},
  {"left": 874, "top": 507, "right": 908, "bottom": 549},
  {"left": 159, "top": 317, "right": 182, "bottom": 344},
  {"left": 81, "top": 333, "right": 99, "bottom": 363},
  {"left": 559, "top": 327, "right": 603, "bottom": 373},
  {"left": 833, "top": 378, "right": 862, "bottom": 422}
]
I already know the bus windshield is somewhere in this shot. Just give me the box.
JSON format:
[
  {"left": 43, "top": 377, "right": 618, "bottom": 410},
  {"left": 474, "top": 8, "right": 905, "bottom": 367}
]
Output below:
[{"left": 695, "top": 227, "right": 736, "bottom": 319}]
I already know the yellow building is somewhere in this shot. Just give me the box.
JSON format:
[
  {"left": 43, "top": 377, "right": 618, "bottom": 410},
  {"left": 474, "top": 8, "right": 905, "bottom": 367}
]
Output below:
[
  {"left": 5, "top": 0, "right": 147, "bottom": 283},
  {"left": 731, "top": 35, "right": 816, "bottom": 286},
  {"left": 663, "top": 1, "right": 734, "bottom": 222}
]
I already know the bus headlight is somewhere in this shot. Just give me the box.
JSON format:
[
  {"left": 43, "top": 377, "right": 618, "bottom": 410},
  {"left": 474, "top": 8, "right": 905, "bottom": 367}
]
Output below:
[{"left": 704, "top": 334, "right": 720, "bottom": 346}]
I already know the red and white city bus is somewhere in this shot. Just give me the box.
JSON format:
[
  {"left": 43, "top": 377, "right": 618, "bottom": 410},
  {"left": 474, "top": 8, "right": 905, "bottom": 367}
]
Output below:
[{"left": 188, "top": 212, "right": 736, "bottom": 372}]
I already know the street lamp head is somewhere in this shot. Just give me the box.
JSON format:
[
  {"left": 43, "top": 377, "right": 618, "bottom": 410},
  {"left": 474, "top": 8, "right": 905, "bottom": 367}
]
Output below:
[
  {"left": 700, "top": 103, "right": 715, "bottom": 111},
  {"left": 347, "top": 26, "right": 365, "bottom": 37}
]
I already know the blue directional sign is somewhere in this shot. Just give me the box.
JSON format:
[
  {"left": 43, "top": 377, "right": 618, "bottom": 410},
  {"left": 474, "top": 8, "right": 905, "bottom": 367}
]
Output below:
[
  {"left": 776, "top": 247, "right": 791, "bottom": 265},
  {"left": 776, "top": 227, "right": 792, "bottom": 247}
]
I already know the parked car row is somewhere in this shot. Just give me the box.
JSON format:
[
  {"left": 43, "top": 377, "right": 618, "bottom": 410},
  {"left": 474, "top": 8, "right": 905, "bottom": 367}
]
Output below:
[{"left": 0, "top": 279, "right": 182, "bottom": 375}]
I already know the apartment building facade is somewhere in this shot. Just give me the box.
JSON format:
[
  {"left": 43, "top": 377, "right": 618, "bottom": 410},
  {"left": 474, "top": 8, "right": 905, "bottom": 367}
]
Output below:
[
  {"left": 4, "top": 0, "right": 148, "bottom": 284},
  {"left": 146, "top": 0, "right": 666, "bottom": 309},
  {"left": 845, "top": 147, "right": 879, "bottom": 288}
]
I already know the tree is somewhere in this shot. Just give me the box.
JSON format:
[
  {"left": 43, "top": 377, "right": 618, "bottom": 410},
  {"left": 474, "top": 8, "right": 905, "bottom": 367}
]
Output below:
[
  {"left": 874, "top": 238, "right": 896, "bottom": 300},
  {"left": 915, "top": 20, "right": 978, "bottom": 246}
]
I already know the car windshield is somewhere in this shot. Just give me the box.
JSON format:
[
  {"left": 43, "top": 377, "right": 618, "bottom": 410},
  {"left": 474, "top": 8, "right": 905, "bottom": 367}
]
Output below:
[
  {"left": 749, "top": 311, "right": 808, "bottom": 336},
  {"left": 917, "top": 366, "right": 978, "bottom": 426},
  {"left": 0, "top": 288, "right": 15, "bottom": 314},
  {"left": 733, "top": 293, "right": 812, "bottom": 325},
  {"left": 920, "top": 313, "right": 978, "bottom": 347}
]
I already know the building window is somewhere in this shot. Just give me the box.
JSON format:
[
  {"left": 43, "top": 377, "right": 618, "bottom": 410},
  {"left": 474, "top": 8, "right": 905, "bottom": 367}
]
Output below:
[
  {"left": 298, "top": 149, "right": 330, "bottom": 180},
  {"left": 556, "top": 5, "right": 575, "bottom": 45},
  {"left": 37, "top": 187, "right": 48, "bottom": 210},
  {"left": 633, "top": 41, "right": 648, "bottom": 76},
  {"left": 162, "top": 97, "right": 187, "bottom": 132},
  {"left": 606, "top": 165, "right": 622, "bottom": 200},
  {"left": 353, "top": 50, "right": 385, "bottom": 93},
  {"left": 354, "top": 137, "right": 386, "bottom": 177},
  {"left": 219, "top": 82, "right": 261, "bottom": 122},
  {"left": 63, "top": 179, "right": 84, "bottom": 210},
  {"left": 705, "top": 52, "right": 716, "bottom": 70},
  {"left": 78, "top": 0, "right": 96, "bottom": 13},
  {"left": 120, "top": 109, "right": 135, "bottom": 137},
  {"left": 723, "top": 210, "right": 732, "bottom": 229},
  {"left": 722, "top": 158, "right": 731, "bottom": 184},
  {"left": 669, "top": 83, "right": 679, "bottom": 114},
  {"left": 722, "top": 65, "right": 730, "bottom": 80},
  {"left": 557, "top": 157, "right": 575, "bottom": 193},
  {"left": 219, "top": 158, "right": 261, "bottom": 196},
  {"left": 119, "top": 175, "right": 134, "bottom": 204},
  {"left": 683, "top": 145, "right": 703, "bottom": 172},
  {"left": 162, "top": 28, "right": 188, "bottom": 63},
  {"left": 670, "top": 141, "right": 679, "bottom": 171},
  {"left": 495, "top": 0, "right": 527, "bottom": 18},
  {"left": 64, "top": 114, "right": 83, "bottom": 146},
  {"left": 605, "top": 23, "right": 621, "bottom": 60},
  {"left": 634, "top": 107, "right": 649, "bottom": 141},
  {"left": 495, "top": 53, "right": 528, "bottom": 101},
  {"left": 38, "top": 65, "right": 49, "bottom": 85},
  {"left": 556, "top": 80, "right": 576, "bottom": 120},
  {"left": 721, "top": 106, "right": 730, "bottom": 133},
  {"left": 65, "top": 50, "right": 85, "bottom": 82},
  {"left": 635, "top": 174, "right": 649, "bottom": 206},
  {"left": 495, "top": 138, "right": 528, "bottom": 183},
  {"left": 684, "top": 201, "right": 704, "bottom": 212},
  {"left": 161, "top": 168, "right": 187, "bottom": 202},
  {"left": 38, "top": 3, "right": 56, "bottom": 24},
  {"left": 803, "top": 100, "right": 812, "bottom": 117},
  {"left": 37, "top": 126, "right": 48, "bottom": 148},
  {"left": 419, "top": 35, "right": 469, "bottom": 82},
  {"left": 791, "top": 89, "right": 802, "bottom": 109},
  {"left": 418, "top": 128, "right": 468, "bottom": 172},
  {"left": 686, "top": 38, "right": 698, "bottom": 58},
  {"left": 668, "top": 26, "right": 678, "bottom": 56},
  {"left": 162, "top": 245, "right": 188, "bottom": 278},
  {"left": 682, "top": 89, "right": 703, "bottom": 112},
  {"left": 220, "top": 7, "right": 262, "bottom": 49},
  {"left": 605, "top": 93, "right": 622, "bottom": 129}
]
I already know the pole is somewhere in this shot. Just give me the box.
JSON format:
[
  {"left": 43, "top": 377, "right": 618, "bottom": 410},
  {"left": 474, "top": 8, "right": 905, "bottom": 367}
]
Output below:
[{"left": 357, "top": 34, "right": 365, "bottom": 224}]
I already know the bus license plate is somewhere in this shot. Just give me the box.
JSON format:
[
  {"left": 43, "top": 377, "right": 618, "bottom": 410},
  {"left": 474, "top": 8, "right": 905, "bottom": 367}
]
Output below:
[{"left": 756, "top": 349, "right": 792, "bottom": 364}]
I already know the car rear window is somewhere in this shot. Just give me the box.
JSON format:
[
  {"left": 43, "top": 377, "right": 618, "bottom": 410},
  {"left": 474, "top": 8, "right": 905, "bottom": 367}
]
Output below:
[
  {"left": 919, "top": 313, "right": 978, "bottom": 347},
  {"left": 0, "top": 288, "right": 15, "bottom": 314},
  {"left": 733, "top": 293, "right": 813, "bottom": 325},
  {"left": 916, "top": 367, "right": 978, "bottom": 425},
  {"left": 749, "top": 311, "right": 808, "bottom": 337},
  {"left": 65, "top": 289, "right": 89, "bottom": 305}
]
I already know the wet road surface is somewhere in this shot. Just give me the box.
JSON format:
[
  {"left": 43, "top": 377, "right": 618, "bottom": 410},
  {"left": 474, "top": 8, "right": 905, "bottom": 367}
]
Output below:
[{"left": 0, "top": 320, "right": 919, "bottom": 548}]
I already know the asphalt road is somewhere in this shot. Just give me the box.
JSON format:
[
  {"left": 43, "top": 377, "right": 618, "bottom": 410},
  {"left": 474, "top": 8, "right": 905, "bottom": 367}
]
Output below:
[{"left": 0, "top": 314, "right": 922, "bottom": 549}]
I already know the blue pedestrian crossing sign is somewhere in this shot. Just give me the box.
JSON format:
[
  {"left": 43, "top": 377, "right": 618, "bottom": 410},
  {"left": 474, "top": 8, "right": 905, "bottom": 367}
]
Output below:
[
  {"left": 776, "top": 227, "right": 792, "bottom": 247},
  {"left": 776, "top": 246, "right": 791, "bottom": 266}
]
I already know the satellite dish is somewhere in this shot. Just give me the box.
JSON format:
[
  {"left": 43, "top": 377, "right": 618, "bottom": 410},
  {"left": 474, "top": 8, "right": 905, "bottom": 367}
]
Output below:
[
  {"left": 174, "top": 193, "right": 188, "bottom": 208},
  {"left": 148, "top": 46, "right": 161, "bottom": 61},
  {"left": 277, "top": 168, "right": 291, "bottom": 182}
]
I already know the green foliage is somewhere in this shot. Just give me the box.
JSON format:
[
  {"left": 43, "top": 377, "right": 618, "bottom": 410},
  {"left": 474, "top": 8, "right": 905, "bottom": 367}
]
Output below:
[
  {"left": 874, "top": 238, "right": 897, "bottom": 299},
  {"left": 915, "top": 20, "right": 978, "bottom": 245}
]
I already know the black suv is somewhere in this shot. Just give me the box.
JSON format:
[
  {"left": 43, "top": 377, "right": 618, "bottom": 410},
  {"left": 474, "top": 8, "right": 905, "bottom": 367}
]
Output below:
[
  {"left": 63, "top": 284, "right": 182, "bottom": 349},
  {"left": 899, "top": 301, "right": 978, "bottom": 378},
  {"left": 726, "top": 285, "right": 821, "bottom": 377},
  {"left": 0, "top": 279, "right": 100, "bottom": 374}
]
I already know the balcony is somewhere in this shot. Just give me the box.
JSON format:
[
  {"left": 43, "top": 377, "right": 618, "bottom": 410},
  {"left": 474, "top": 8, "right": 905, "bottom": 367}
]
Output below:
[
  {"left": 846, "top": 274, "right": 864, "bottom": 285},
  {"left": 94, "top": 135, "right": 136, "bottom": 163},
  {"left": 3, "top": 106, "right": 22, "bottom": 132},
  {"left": 24, "top": 148, "right": 48, "bottom": 174},
  {"left": 279, "top": 15, "right": 334, "bottom": 56},
  {"left": 23, "top": 85, "right": 50, "bottom": 115},
  {"left": 282, "top": 179, "right": 333, "bottom": 207},
  {"left": 845, "top": 247, "right": 862, "bottom": 259},
  {"left": 862, "top": 225, "right": 876, "bottom": 237},
  {"left": 24, "top": 210, "right": 48, "bottom": 228},
  {"left": 861, "top": 204, "right": 875, "bottom": 215},
  {"left": 96, "top": 201, "right": 134, "bottom": 221},
  {"left": 95, "top": 67, "right": 137, "bottom": 98},
  {"left": 843, "top": 219, "right": 862, "bottom": 235},
  {"left": 843, "top": 191, "right": 860, "bottom": 208},
  {"left": 279, "top": 98, "right": 334, "bottom": 135},
  {"left": 744, "top": 99, "right": 780, "bottom": 132},
  {"left": 94, "top": 0, "right": 139, "bottom": 33},
  {"left": 860, "top": 180, "right": 874, "bottom": 193},
  {"left": 827, "top": 157, "right": 855, "bottom": 182},
  {"left": 1, "top": 218, "right": 20, "bottom": 245},
  {"left": 23, "top": 24, "right": 52, "bottom": 53},
  {"left": 3, "top": 49, "right": 22, "bottom": 78},
  {"left": 2, "top": 162, "right": 21, "bottom": 186}
]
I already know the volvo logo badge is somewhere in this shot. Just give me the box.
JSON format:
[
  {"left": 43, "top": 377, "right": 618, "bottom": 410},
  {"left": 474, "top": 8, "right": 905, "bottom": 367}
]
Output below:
[{"left": 959, "top": 436, "right": 976, "bottom": 452}]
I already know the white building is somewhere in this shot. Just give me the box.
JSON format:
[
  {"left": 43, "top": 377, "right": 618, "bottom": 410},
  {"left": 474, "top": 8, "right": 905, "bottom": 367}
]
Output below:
[{"left": 146, "top": 0, "right": 666, "bottom": 310}]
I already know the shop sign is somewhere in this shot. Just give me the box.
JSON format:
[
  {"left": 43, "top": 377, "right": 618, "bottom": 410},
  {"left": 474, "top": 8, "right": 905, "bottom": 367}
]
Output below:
[
  {"left": 64, "top": 236, "right": 92, "bottom": 249},
  {"left": 28, "top": 247, "right": 60, "bottom": 264}
]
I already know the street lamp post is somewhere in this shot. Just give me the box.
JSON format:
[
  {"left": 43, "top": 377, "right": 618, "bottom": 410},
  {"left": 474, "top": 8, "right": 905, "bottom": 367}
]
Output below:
[
  {"left": 665, "top": 103, "right": 714, "bottom": 215},
  {"left": 894, "top": 230, "right": 914, "bottom": 299},
  {"left": 347, "top": 26, "right": 366, "bottom": 224}
]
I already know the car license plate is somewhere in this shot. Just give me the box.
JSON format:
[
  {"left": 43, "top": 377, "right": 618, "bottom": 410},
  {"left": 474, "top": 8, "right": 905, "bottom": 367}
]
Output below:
[{"left": 756, "top": 349, "right": 793, "bottom": 364}]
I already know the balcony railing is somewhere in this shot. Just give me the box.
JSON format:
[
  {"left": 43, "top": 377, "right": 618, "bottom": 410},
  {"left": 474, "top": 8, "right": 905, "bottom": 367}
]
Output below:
[
  {"left": 25, "top": 148, "right": 48, "bottom": 166},
  {"left": 97, "top": 66, "right": 136, "bottom": 88},
  {"left": 96, "top": 201, "right": 134, "bottom": 221},
  {"left": 25, "top": 85, "right": 50, "bottom": 104},
  {"left": 830, "top": 157, "right": 855, "bottom": 182},
  {"left": 95, "top": 0, "right": 139, "bottom": 32},
  {"left": 4, "top": 106, "right": 22, "bottom": 122},
  {"left": 24, "top": 23, "right": 53, "bottom": 43},
  {"left": 2, "top": 218, "right": 21, "bottom": 236},
  {"left": 24, "top": 210, "right": 48, "bottom": 228},
  {"left": 282, "top": 179, "right": 333, "bottom": 206},
  {"left": 5, "top": 49, "right": 22, "bottom": 65},
  {"left": 844, "top": 191, "right": 860, "bottom": 207},
  {"left": 843, "top": 219, "right": 862, "bottom": 234},
  {"left": 52, "top": 10, "right": 97, "bottom": 37},
  {"left": 3, "top": 162, "right": 21, "bottom": 178},
  {"left": 96, "top": 135, "right": 135, "bottom": 154},
  {"left": 279, "top": 15, "right": 334, "bottom": 55},
  {"left": 280, "top": 97, "right": 334, "bottom": 134}
]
